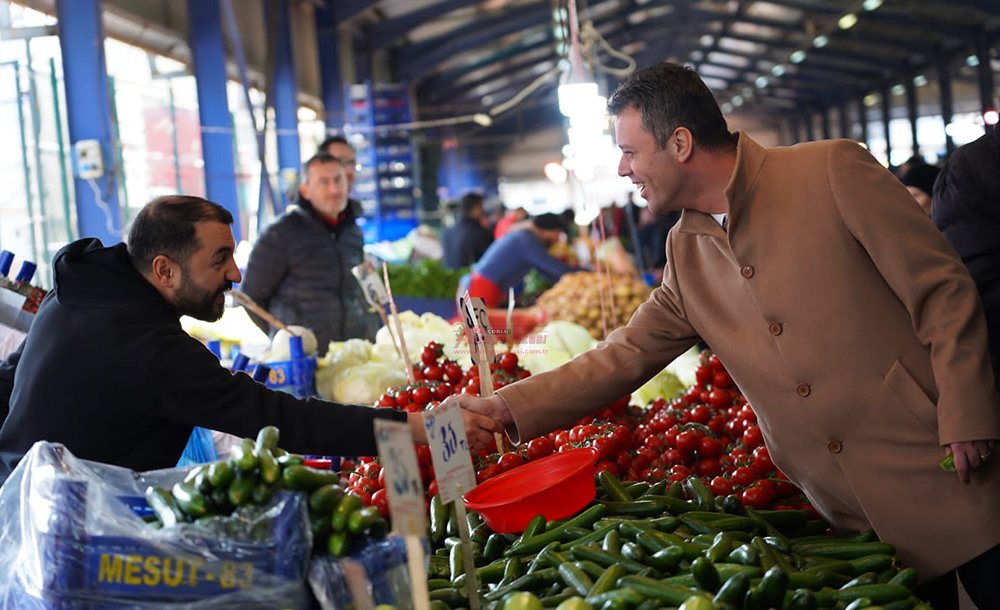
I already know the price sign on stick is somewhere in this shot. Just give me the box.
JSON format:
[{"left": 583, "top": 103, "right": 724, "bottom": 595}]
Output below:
[
  {"left": 506, "top": 288, "right": 515, "bottom": 351},
  {"left": 351, "top": 261, "right": 388, "bottom": 308},
  {"left": 373, "top": 420, "right": 431, "bottom": 610},
  {"left": 424, "top": 400, "right": 477, "bottom": 505},
  {"left": 461, "top": 293, "right": 504, "bottom": 452},
  {"left": 424, "top": 400, "right": 481, "bottom": 610},
  {"left": 383, "top": 262, "right": 415, "bottom": 383}
]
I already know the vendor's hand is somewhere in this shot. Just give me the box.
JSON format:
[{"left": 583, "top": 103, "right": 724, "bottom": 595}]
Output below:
[
  {"left": 946, "top": 439, "right": 996, "bottom": 484},
  {"left": 448, "top": 392, "right": 514, "bottom": 428}
]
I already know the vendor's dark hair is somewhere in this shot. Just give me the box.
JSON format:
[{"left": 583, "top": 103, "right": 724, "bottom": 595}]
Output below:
[
  {"left": 302, "top": 151, "right": 345, "bottom": 176},
  {"left": 460, "top": 192, "right": 485, "bottom": 215},
  {"left": 128, "top": 195, "right": 233, "bottom": 273},
  {"left": 608, "top": 62, "right": 735, "bottom": 152},
  {"left": 318, "top": 134, "right": 354, "bottom": 153}
]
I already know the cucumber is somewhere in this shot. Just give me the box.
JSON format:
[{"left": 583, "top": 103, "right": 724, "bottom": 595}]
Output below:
[
  {"left": 712, "top": 572, "right": 750, "bottom": 606},
  {"left": 616, "top": 575, "right": 707, "bottom": 606},
  {"left": 230, "top": 438, "right": 258, "bottom": 472},
  {"left": 332, "top": 493, "right": 363, "bottom": 532},
  {"left": 208, "top": 460, "right": 235, "bottom": 488},
  {"left": 835, "top": 584, "right": 911, "bottom": 604},
  {"left": 348, "top": 506, "right": 382, "bottom": 534},
  {"left": 598, "top": 471, "right": 633, "bottom": 502},
  {"left": 145, "top": 485, "right": 185, "bottom": 527},
  {"left": 172, "top": 481, "right": 209, "bottom": 518},
  {"left": 282, "top": 464, "right": 341, "bottom": 491},
  {"left": 257, "top": 448, "right": 280, "bottom": 484},
  {"left": 252, "top": 481, "right": 274, "bottom": 505},
  {"left": 691, "top": 557, "right": 722, "bottom": 592},
  {"left": 227, "top": 474, "right": 255, "bottom": 507},
  {"left": 888, "top": 567, "right": 918, "bottom": 589},
  {"left": 327, "top": 531, "right": 350, "bottom": 556},
  {"left": 429, "top": 494, "right": 448, "bottom": 547},
  {"left": 309, "top": 483, "right": 346, "bottom": 513},
  {"left": 254, "top": 425, "right": 280, "bottom": 452},
  {"left": 558, "top": 562, "right": 595, "bottom": 596}
]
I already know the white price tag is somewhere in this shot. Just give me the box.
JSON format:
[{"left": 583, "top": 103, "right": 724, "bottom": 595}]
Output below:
[
  {"left": 352, "top": 261, "right": 388, "bottom": 307},
  {"left": 460, "top": 294, "right": 495, "bottom": 365},
  {"left": 373, "top": 420, "right": 426, "bottom": 536},
  {"left": 423, "top": 401, "right": 477, "bottom": 504}
]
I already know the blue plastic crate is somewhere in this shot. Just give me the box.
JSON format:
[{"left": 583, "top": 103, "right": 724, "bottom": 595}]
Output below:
[{"left": 263, "top": 355, "right": 317, "bottom": 397}]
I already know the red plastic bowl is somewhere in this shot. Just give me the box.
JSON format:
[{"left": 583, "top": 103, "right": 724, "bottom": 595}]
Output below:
[{"left": 463, "top": 447, "right": 598, "bottom": 533}]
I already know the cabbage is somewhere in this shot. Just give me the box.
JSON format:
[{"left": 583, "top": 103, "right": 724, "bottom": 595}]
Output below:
[
  {"left": 269, "top": 325, "right": 319, "bottom": 359},
  {"left": 375, "top": 311, "right": 469, "bottom": 367},
  {"left": 515, "top": 320, "right": 597, "bottom": 374},
  {"left": 328, "top": 362, "right": 409, "bottom": 405},
  {"left": 631, "top": 367, "right": 686, "bottom": 407}
]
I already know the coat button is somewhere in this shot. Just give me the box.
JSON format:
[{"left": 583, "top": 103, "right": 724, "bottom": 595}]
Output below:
[
  {"left": 740, "top": 265, "right": 755, "bottom": 278},
  {"left": 796, "top": 383, "right": 811, "bottom": 397},
  {"left": 827, "top": 439, "right": 843, "bottom": 454},
  {"left": 768, "top": 322, "right": 783, "bottom": 336}
]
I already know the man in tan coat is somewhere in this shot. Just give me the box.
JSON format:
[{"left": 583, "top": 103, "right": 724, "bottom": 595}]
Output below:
[{"left": 452, "top": 63, "right": 1000, "bottom": 609}]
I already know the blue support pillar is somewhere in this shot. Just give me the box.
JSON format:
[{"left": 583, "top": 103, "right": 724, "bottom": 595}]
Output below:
[
  {"left": 316, "top": 6, "right": 346, "bottom": 133},
  {"left": 56, "top": 0, "right": 121, "bottom": 245},
  {"left": 272, "top": 0, "right": 298, "bottom": 211},
  {"left": 187, "top": 0, "right": 242, "bottom": 241}
]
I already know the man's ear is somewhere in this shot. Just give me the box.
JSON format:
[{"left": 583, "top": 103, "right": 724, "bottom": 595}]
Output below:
[
  {"left": 671, "top": 127, "right": 694, "bottom": 163},
  {"left": 149, "top": 254, "right": 180, "bottom": 291}
]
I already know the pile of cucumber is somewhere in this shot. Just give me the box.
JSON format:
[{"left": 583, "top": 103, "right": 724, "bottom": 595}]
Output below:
[
  {"left": 424, "top": 472, "right": 930, "bottom": 610},
  {"left": 144, "top": 426, "right": 387, "bottom": 557}
]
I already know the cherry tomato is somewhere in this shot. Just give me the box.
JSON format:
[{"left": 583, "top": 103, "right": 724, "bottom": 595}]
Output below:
[
  {"left": 708, "top": 354, "right": 724, "bottom": 372},
  {"left": 689, "top": 405, "right": 711, "bottom": 424},
  {"left": 676, "top": 430, "right": 699, "bottom": 455},
  {"left": 377, "top": 468, "right": 386, "bottom": 489},
  {"left": 426, "top": 478, "right": 439, "bottom": 498},
  {"left": 664, "top": 448, "right": 685, "bottom": 466},
  {"left": 742, "top": 425, "right": 764, "bottom": 450},
  {"left": 370, "top": 488, "right": 390, "bottom": 518},
  {"left": 695, "top": 366, "right": 713, "bottom": 386},
  {"left": 414, "top": 445, "right": 432, "bottom": 467},
  {"left": 553, "top": 430, "right": 571, "bottom": 448},
  {"left": 497, "top": 452, "right": 524, "bottom": 472},
  {"left": 708, "top": 389, "right": 731, "bottom": 410},
  {"left": 444, "top": 362, "right": 463, "bottom": 382},
  {"left": 707, "top": 415, "right": 727, "bottom": 436},
  {"left": 709, "top": 476, "right": 734, "bottom": 497},
  {"left": 526, "top": 437, "right": 555, "bottom": 460},
  {"left": 595, "top": 460, "right": 619, "bottom": 477},
  {"left": 411, "top": 386, "right": 432, "bottom": 405},
  {"left": 378, "top": 393, "right": 395, "bottom": 407},
  {"left": 698, "top": 436, "right": 724, "bottom": 459},
  {"left": 752, "top": 446, "right": 775, "bottom": 475},
  {"left": 477, "top": 463, "right": 501, "bottom": 483},
  {"left": 359, "top": 462, "right": 381, "bottom": 480},
  {"left": 696, "top": 457, "right": 721, "bottom": 477},
  {"left": 611, "top": 425, "right": 631, "bottom": 451},
  {"left": 712, "top": 370, "right": 733, "bottom": 389},
  {"left": 592, "top": 436, "right": 616, "bottom": 460},
  {"left": 499, "top": 351, "right": 519, "bottom": 374},
  {"left": 731, "top": 466, "right": 758, "bottom": 488},
  {"left": 667, "top": 464, "right": 692, "bottom": 483},
  {"left": 349, "top": 488, "right": 372, "bottom": 506},
  {"left": 740, "top": 479, "right": 776, "bottom": 508},
  {"left": 616, "top": 452, "right": 632, "bottom": 471},
  {"left": 432, "top": 383, "right": 452, "bottom": 401},
  {"left": 394, "top": 389, "right": 411, "bottom": 407}
]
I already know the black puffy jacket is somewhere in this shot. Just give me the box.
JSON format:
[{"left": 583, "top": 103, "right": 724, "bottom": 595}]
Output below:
[
  {"left": 933, "top": 125, "right": 1000, "bottom": 390},
  {"left": 240, "top": 199, "right": 371, "bottom": 354}
]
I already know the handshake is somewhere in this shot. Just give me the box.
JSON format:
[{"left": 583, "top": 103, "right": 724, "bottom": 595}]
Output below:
[{"left": 407, "top": 394, "right": 515, "bottom": 453}]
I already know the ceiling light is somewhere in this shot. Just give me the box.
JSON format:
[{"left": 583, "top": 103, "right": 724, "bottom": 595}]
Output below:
[
  {"left": 891, "top": 84, "right": 905, "bottom": 96},
  {"left": 543, "top": 161, "right": 568, "bottom": 184},
  {"left": 985, "top": 108, "right": 999, "bottom": 126},
  {"left": 812, "top": 35, "right": 829, "bottom": 48},
  {"left": 700, "top": 35, "right": 715, "bottom": 47},
  {"left": 690, "top": 50, "right": 704, "bottom": 61},
  {"left": 790, "top": 50, "right": 807, "bottom": 64},
  {"left": 862, "top": 0, "right": 882, "bottom": 10},
  {"left": 966, "top": 54, "right": 980, "bottom": 67},
  {"left": 732, "top": 95, "right": 744, "bottom": 107},
  {"left": 863, "top": 93, "right": 878, "bottom": 106},
  {"left": 472, "top": 113, "right": 493, "bottom": 127},
  {"left": 755, "top": 76, "right": 769, "bottom": 88},
  {"left": 771, "top": 64, "right": 786, "bottom": 77},
  {"left": 838, "top": 13, "right": 858, "bottom": 29},
  {"left": 912, "top": 75, "right": 928, "bottom": 87},
  {"left": 722, "top": 103, "right": 734, "bottom": 113},
  {"left": 742, "top": 87, "right": 753, "bottom": 97}
]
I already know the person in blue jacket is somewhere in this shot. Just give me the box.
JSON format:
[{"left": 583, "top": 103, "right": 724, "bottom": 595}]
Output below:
[{"left": 460, "top": 212, "right": 579, "bottom": 307}]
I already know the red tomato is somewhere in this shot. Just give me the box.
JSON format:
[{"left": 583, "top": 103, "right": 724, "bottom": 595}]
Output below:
[
  {"left": 378, "top": 393, "right": 395, "bottom": 407},
  {"left": 592, "top": 437, "right": 616, "bottom": 460},
  {"left": 497, "top": 452, "right": 524, "bottom": 472},
  {"left": 356, "top": 476, "right": 379, "bottom": 494},
  {"left": 676, "top": 430, "right": 699, "bottom": 455},
  {"left": 695, "top": 366, "right": 713, "bottom": 386},
  {"left": 349, "top": 488, "right": 373, "bottom": 506},
  {"left": 712, "top": 370, "right": 733, "bottom": 389},
  {"left": 476, "top": 463, "right": 501, "bottom": 483},
  {"left": 752, "top": 446, "right": 775, "bottom": 475},
  {"left": 698, "top": 436, "right": 724, "bottom": 459},
  {"left": 377, "top": 468, "right": 386, "bottom": 489},
  {"left": 709, "top": 476, "right": 734, "bottom": 496},
  {"left": 696, "top": 458, "right": 721, "bottom": 477},
  {"left": 371, "top": 488, "right": 390, "bottom": 518},
  {"left": 611, "top": 425, "right": 631, "bottom": 451},
  {"left": 742, "top": 479, "right": 777, "bottom": 508},
  {"left": 707, "top": 415, "right": 727, "bottom": 436},
  {"left": 742, "top": 425, "right": 764, "bottom": 449},
  {"left": 731, "top": 466, "right": 758, "bottom": 488},
  {"left": 689, "top": 405, "right": 711, "bottom": 424},
  {"left": 444, "top": 362, "right": 463, "bottom": 382},
  {"left": 394, "top": 389, "right": 411, "bottom": 407},
  {"left": 499, "top": 351, "right": 519, "bottom": 374},
  {"left": 411, "top": 386, "right": 432, "bottom": 405},
  {"left": 667, "top": 464, "right": 692, "bottom": 483},
  {"left": 414, "top": 445, "right": 432, "bottom": 467},
  {"left": 426, "top": 478, "right": 439, "bottom": 498},
  {"left": 423, "top": 365, "right": 444, "bottom": 382},
  {"left": 432, "top": 383, "right": 452, "bottom": 401},
  {"left": 526, "top": 437, "right": 555, "bottom": 460},
  {"left": 643, "top": 435, "right": 665, "bottom": 451},
  {"left": 359, "top": 462, "right": 381, "bottom": 480},
  {"left": 708, "top": 389, "right": 731, "bottom": 410},
  {"left": 664, "top": 448, "right": 685, "bottom": 466},
  {"left": 616, "top": 452, "right": 632, "bottom": 471},
  {"left": 708, "top": 354, "right": 723, "bottom": 372},
  {"left": 553, "top": 430, "right": 571, "bottom": 448},
  {"left": 595, "top": 460, "right": 619, "bottom": 477}
]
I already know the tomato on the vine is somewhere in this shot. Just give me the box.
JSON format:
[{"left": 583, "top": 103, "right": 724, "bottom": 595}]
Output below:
[
  {"left": 526, "top": 437, "right": 554, "bottom": 460},
  {"left": 499, "top": 351, "right": 519, "bottom": 374},
  {"left": 752, "top": 446, "right": 775, "bottom": 475},
  {"left": 676, "top": 430, "right": 700, "bottom": 455},
  {"left": 709, "top": 476, "right": 734, "bottom": 496},
  {"left": 371, "top": 488, "right": 389, "bottom": 518},
  {"left": 497, "top": 452, "right": 524, "bottom": 472},
  {"left": 742, "top": 424, "right": 764, "bottom": 449},
  {"left": 731, "top": 465, "right": 757, "bottom": 488}
]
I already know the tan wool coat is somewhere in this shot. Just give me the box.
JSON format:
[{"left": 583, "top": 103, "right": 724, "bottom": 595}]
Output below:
[{"left": 497, "top": 133, "right": 1000, "bottom": 580}]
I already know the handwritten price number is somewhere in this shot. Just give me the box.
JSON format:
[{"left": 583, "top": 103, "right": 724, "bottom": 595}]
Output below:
[
  {"left": 423, "top": 402, "right": 477, "bottom": 504},
  {"left": 374, "top": 420, "right": 427, "bottom": 535},
  {"left": 386, "top": 444, "right": 421, "bottom": 497},
  {"left": 460, "top": 296, "right": 495, "bottom": 364},
  {"left": 438, "top": 422, "right": 467, "bottom": 461}
]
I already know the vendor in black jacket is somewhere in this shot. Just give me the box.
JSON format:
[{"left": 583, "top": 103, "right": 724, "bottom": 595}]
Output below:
[{"left": 0, "top": 195, "right": 499, "bottom": 476}]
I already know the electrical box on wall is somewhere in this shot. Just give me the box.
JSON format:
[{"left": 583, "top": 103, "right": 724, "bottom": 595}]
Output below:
[{"left": 73, "top": 139, "right": 104, "bottom": 179}]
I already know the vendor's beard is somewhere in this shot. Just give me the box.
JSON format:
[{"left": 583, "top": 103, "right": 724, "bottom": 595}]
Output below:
[{"left": 176, "top": 279, "right": 232, "bottom": 322}]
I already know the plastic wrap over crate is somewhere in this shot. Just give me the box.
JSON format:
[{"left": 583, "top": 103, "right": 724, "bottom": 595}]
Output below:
[
  {"left": 0, "top": 442, "right": 311, "bottom": 609},
  {"left": 309, "top": 535, "right": 425, "bottom": 610}
]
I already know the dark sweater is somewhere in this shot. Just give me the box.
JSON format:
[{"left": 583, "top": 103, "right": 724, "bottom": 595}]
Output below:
[
  {"left": 933, "top": 125, "right": 1000, "bottom": 391},
  {"left": 0, "top": 238, "right": 404, "bottom": 475},
  {"left": 442, "top": 217, "right": 492, "bottom": 269}
]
